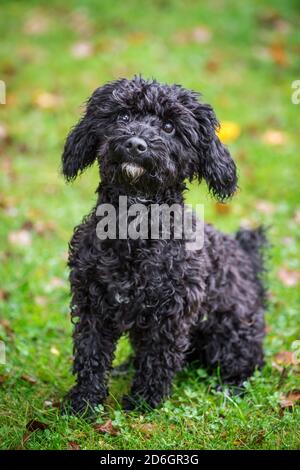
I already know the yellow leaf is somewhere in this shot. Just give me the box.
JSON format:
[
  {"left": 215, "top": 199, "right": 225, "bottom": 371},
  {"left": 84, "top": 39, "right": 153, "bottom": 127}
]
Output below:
[
  {"left": 34, "top": 91, "right": 62, "bottom": 110},
  {"left": 50, "top": 346, "right": 60, "bottom": 356},
  {"left": 217, "top": 121, "right": 241, "bottom": 144}
]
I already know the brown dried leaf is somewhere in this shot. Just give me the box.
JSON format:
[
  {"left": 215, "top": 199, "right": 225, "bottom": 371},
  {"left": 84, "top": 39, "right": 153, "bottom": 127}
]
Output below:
[
  {"left": 26, "top": 419, "right": 49, "bottom": 431},
  {"left": 268, "top": 43, "right": 288, "bottom": 67},
  {"left": 0, "top": 318, "right": 14, "bottom": 338},
  {"left": 132, "top": 422, "right": 157, "bottom": 438},
  {"left": 278, "top": 267, "right": 300, "bottom": 287},
  {"left": 44, "top": 399, "right": 61, "bottom": 409},
  {"left": 280, "top": 390, "right": 300, "bottom": 409},
  {"left": 258, "top": 10, "right": 290, "bottom": 33},
  {"left": 205, "top": 59, "right": 220, "bottom": 73},
  {"left": 93, "top": 420, "right": 119, "bottom": 436},
  {"left": 21, "top": 374, "right": 38, "bottom": 385},
  {"left": 215, "top": 202, "right": 231, "bottom": 215},
  {"left": 273, "top": 351, "right": 295, "bottom": 366},
  {"left": 0, "top": 375, "right": 9, "bottom": 385},
  {"left": 21, "top": 220, "right": 56, "bottom": 236},
  {"left": 68, "top": 441, "right": 81, "bottom": 450},
  {"left": 0, "top": 289, "right": 10, "bottom": 301}
]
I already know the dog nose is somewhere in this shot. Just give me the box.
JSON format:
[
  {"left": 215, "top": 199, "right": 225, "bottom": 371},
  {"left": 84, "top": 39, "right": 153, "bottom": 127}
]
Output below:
[{"left": 125, "top": 137, "right": 147, "bottom": 155}]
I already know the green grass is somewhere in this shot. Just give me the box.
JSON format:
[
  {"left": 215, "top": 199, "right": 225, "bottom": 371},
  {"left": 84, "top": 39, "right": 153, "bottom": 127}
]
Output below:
[{"left": 1, "top": 0, "right": 300, "bottom": 450}]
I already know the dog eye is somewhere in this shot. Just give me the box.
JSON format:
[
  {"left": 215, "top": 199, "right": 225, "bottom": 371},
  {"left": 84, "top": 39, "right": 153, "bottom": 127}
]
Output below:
[
  {"left": 118, "top": 112, "right": 130, "bottom": 123},
  {"left": 162, "top": 122, "right": 174, "bottom": 133}
]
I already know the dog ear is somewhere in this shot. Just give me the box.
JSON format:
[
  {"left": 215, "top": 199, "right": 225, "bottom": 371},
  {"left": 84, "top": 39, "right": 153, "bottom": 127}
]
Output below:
[
  {"left": 61, "top": 108, "right": 97, "bottom": 181},
  {"left": 195, "top": 103, "right": 237, "bottom": 201}
]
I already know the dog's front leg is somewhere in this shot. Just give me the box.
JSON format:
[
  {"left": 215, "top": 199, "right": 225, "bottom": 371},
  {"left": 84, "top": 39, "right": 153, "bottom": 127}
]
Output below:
[
  {"left": 63, "top": 313, "right": 120, "bottom": 416},
  {"left": 123, "top": 312, "right": 190, "bottom": 410}
]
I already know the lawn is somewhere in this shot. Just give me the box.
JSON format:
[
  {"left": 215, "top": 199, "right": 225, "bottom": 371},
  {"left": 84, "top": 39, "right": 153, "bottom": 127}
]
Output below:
[{"left": 0, "top": 0, "right": 300, "bottom": 450}]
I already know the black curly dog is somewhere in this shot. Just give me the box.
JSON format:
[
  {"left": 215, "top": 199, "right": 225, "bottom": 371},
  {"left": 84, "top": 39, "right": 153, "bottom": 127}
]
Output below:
[{"left": 61, "top": 76, "right": 267, "bottom": 415}]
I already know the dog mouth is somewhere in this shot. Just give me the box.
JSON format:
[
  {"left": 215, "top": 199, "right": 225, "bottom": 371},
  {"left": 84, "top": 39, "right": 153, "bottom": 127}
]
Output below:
[{"left": 121, "top": 162, "right": 145, "bottom": 182}]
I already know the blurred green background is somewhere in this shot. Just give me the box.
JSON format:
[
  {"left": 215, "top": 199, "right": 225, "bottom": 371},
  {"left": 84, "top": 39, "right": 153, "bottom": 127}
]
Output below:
[{"left": 0, "top": 0, "right": 300, "bottom": 450}]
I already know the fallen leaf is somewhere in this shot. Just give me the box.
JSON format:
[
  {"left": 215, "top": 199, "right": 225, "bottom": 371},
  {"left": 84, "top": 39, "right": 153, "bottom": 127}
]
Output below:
[
  {"left": 293, "top": 211, "right": 300, "bottom": 224},
  {"left": 44, "top": 399, "right": 61, "bottom": 409},
  {"left": 262, "top": 129, "right": 287, "bottom": 146},
  {"left": 35, "top": 296, "right": 48, "bottom": 306},
  {"left": 0, "top": 289, "right": 10, "bottom": 301},
  {"left": 68, "top": 441, "right": 81, "bottom": 450},
  {"left": 8, "top": 229, "right": 32, "bottom": 247},
  {"left": 34, "top": 220, "right": 56, "bottom": 235},
  {"left": 49, "top": 277, "right": 65, "bottom": 289},
  {"left": 268, "top": 42, "right": 288, "bottom": 67},
  {"left": 26, "top": 419, "right": 49, "bottom": 432},
  {"left": 21, "top": 220, "right": 35, "bottom": 231},
  {"left": 132, "top": 422, "right": 157, "bottom": 438},
  {"left": 217, "top": 121, "right": 241, "bottom": 144},
  {"left": 278, "top": 267, "right": 300, "bottom": 287},
  {"left": 0, "top": 318, "right": 14, "bottom": 338},
  {"left": 71, "top": 41, "right": 93, "bottom": 58},
  {"left": 0, "top": 375, "right": 9, "bottom": 385},
  {"left": 126, "top": 32, "right": 148, "bottom": 45},
  {"left": 233, "top": 439, "right": 243, "bottom": 446},
  {"left": 273, "top": 351, "right": 295, "bottom": 366},
  {"left": 215, "top": 202, "right": 231, "bottom": 215},
  {"left": 258, "top": 10, "right": 290, "bottom": 34},
  {"left": 255, "top": 200, "right": 276, "bottom": 215},
  {"left": 0, "top": 123, "right": 8, "bottom": 141},
  {"left": 23, "top": 12, "right": 49, "bottom": 35},
  {"left": 20, "top": 374, "right": 37, "bottom": 385},
  {"left": 93, "top": 420, "right": 119, "bottom": 436},
  {"left": 280, "top": 390, "right": 300, "bottom": 409},
  {"left": 21, "top": 220, "right": 56, "bottom": 236},
  {"left": 252, "top": 430, "right": 265, "bottom": 445},
  {"left": 205, "top": 59, "right": 220, "bottom": 73},
  {"left": 34, "top": 91, "right": 62, "bottom": 110},
  {"left": 192, "top": 26, "right": 212, "bottom": 43},
  {"left": 50, "top": 346, "right": 60, "bottom": 356},
  {"left": 173, "top": 26, "right": 212, "bottom": 45},
  {"left": 0, "top": 156, "right": 17, "bottom": 181}
]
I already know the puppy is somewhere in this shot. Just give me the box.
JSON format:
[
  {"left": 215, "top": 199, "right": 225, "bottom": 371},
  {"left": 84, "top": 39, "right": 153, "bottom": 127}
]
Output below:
[{"left": 61, "top": 76, "right": 267, "bottom": 414}]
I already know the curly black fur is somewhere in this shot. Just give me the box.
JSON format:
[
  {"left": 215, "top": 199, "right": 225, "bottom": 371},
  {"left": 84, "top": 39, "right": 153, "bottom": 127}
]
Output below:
[{"left": 61, "top": 76, "right": 267, "bottom": 415}]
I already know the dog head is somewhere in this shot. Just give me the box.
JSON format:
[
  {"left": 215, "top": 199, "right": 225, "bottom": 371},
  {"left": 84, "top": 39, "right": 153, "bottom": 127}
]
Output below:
[{"left": 62, "top": 76, "right": 237, "bottom": 200}]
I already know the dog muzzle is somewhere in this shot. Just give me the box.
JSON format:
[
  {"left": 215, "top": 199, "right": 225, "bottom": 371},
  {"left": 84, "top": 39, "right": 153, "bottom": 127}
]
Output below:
[{"left": 121, "top": 162, "right": 145, "bottom": 182}]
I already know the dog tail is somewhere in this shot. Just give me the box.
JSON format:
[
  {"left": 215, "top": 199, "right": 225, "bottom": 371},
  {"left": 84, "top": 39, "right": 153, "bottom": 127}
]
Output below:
[{"left": 235, "top": 226, "right": 269, "bottom": 279}]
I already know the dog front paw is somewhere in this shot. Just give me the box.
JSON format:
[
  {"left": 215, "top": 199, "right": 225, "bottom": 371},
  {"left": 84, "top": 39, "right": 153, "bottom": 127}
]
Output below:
[{"left": 62, "top": 385, "right": 104, "bottom": 418}]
